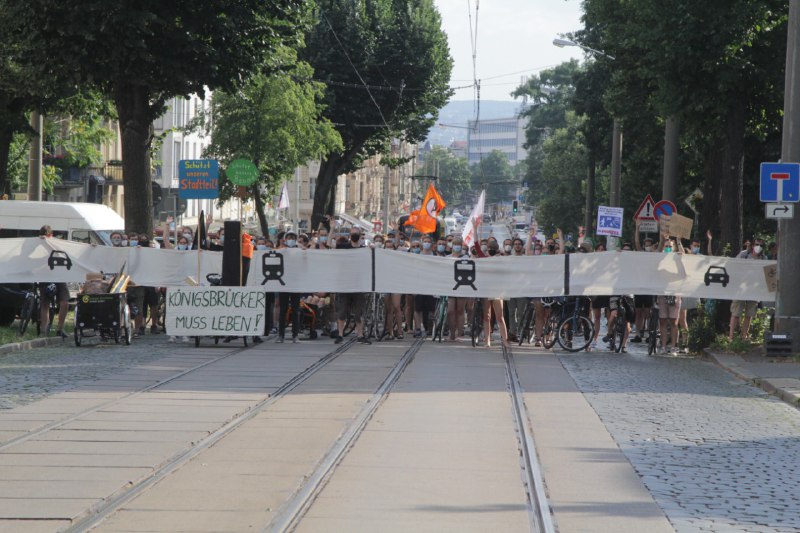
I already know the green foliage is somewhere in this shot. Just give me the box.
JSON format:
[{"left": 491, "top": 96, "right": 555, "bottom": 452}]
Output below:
[
  {"left": 710, "top": 334, "right": 755, "bottom": 354},
  {"left": 748, "top": 307, "right": 772, "bottom": 344},
  {"left": 531, "top": 112, "right": 588, "bottom": 233},
  {"left": 303, "top": 0, "right": 453, "bottom": 226},
  {"left": 470, "top": 150, "right": 516, "bottom": 205},
  {"left": 203, "top": 59, "right": 342, "bottom": 202},
  {"left": 687, "top": 309, "right": 717, "bottom": 353}
]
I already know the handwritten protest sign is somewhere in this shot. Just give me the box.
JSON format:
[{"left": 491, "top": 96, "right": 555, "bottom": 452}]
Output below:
[
  {"left": 668, "top": 213, "right": 693, "bottom": 240},
  {"left": 764, "top": 264, "right": 778, "bottom": 293},
  {"left": 166, "top": 287, "right": 267, "bottom": 336}
]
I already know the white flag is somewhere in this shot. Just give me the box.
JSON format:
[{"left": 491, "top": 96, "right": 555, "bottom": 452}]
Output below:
[
  {"left": 278, "top": 182, "right": 290, "bottom": 210},
  {"left": 461, "top": 190, "right": 485, "bottom": 249}
]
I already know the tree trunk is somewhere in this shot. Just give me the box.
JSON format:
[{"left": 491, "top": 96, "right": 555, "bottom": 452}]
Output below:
[
  {"left": 584, "top": 154, "right": 596, "bottom": 240},
  {"left": 311, "top": 154, "right": 342, "bottom": 230},
  {"left": 252, "top": 184, "right": 270, "bottom": 237},
  {"left": 311, "top": 142, "right": 368, "bottom": 230},
  {"left": 0, "top": 127, "right": 13, "bottom": 196},
  {"left": 114, "top": 84, "right": 154, "bottom": 235},
  {"left": 702, "top": 98, "right": 745, "bottom": 256}
]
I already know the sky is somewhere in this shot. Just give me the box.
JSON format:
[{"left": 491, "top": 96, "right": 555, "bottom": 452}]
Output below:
[{"left": 434, "top": 0, "right": 586, "bottom": 102}]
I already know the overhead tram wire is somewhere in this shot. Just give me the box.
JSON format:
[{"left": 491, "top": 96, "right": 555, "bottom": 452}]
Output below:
[{"left": 321, "top": 10, "right": 391, "bottom": 130}]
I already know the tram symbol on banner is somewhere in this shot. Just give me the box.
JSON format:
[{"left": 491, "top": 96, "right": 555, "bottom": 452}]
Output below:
[
  {"left": 453, "top": 259, "right": 477, "bottom": 291},
  {"left": 261, "top": 251, "right": 286, "bottom": 286}
]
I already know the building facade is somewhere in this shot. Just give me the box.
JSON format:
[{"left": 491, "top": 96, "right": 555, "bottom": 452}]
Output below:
[{"left": 466, "top": 116, "right": 528, "bottom": 166}]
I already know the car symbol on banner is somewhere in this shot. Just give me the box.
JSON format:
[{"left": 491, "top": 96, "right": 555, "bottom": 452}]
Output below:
[
  {"left": 48, "top": 250, "right": 72, "bottom": 270},
  {"left": 704, "top": 266, "right": 729, "bottom": 287}
]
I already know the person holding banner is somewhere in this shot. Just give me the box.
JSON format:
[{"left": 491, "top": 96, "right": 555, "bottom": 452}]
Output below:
[
  {"left": 382, "top": 240, "right": 404, "bottom": 340},
  {"left": 276, "top": 231, "right": 302, "bottom": 343},
  {"left": 333, "top": 228, "right": 372, "bottom": 345},
  {"left": 657, "top": 234, "right": 684, "bottom": 354},
  {"left": 480, "top": 241, "right": 509, "bottom": 348}
]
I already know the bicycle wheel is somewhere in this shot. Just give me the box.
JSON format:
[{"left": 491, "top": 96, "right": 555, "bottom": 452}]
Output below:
[
  {"left": 647, "top": 308, "right": 660, "bottom": 355},
  {"left": 613, "top": 315, "right": 625, "bottom": 353},
  {"left": 518, "top": 304, "right": 535, "bottom": 346},
  {"left": 471, "top": 300, "right": 483, "bottom": 347},
  {"left": 557, "top": 315, "right": 593, "bottom": 352},
  {"left": 18, "top": 293, "right": 35, "bottom": 335},
  {"left": 373, "top": 296, "right": 386, "bottom": 340},
  {"left": 542, "top": 314, "right": 560, "bottom": 349},
  {"left": 433, "top": 297, "right": 447, "bottom": 342}
]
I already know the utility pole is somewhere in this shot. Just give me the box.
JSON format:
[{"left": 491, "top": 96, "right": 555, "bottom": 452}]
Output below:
[
  {"left": 27, "top": 111, "right": 43, "bottom": 201},
  {"left": 608, "top": 119, "right": 623, "bottom": 250},
  {"left": 776, "top": 0, "right": 800, "bottom": 351},
  {"left": 662, "top": 117, "right": 680, "bottom": 204}
]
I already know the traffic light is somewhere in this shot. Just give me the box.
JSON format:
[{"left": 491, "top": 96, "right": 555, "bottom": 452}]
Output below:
[{"left": 512, "top": 200, "right": 518, "bottom": 213}]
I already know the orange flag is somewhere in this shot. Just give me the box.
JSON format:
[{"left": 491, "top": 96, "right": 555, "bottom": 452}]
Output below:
[{"left": 405, "top": 183, "right": 446, "bottom": 234}]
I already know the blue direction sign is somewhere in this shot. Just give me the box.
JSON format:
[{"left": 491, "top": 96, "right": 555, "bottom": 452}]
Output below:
[{"left": 760, "top": 162, "right": 800, "bottom": 203}]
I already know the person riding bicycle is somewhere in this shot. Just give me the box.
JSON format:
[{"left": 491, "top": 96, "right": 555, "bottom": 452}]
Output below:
[{"left": 605, "top": 294, "right": 635, "bottom": 353}]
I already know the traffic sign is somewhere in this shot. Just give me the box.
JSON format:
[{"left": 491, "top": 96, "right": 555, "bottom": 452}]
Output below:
[
  {"left": 766, "top": 203, "right": 795, "bottom": 219},
  {"left": 684, "top": 188, "right": 703, "bottom": 214},
  {"left": 634, "top": 194, "right": 657, "bottom": 220},
  {"left": 653, "top": 200, "right": 677, "bottom": 220},
  {"left": 760, "top": 162, "right": 800, "bottom": 202}
]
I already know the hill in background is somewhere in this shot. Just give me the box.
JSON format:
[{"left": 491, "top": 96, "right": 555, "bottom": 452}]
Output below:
[{"left": 427, "top": 100, "right": 524, "bottom": 146}]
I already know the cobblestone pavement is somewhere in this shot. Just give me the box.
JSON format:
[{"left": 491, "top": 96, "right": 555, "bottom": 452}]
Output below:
[
  {"left": 558, "top": 345, "right": 800, "bottom": 533},
  {"left": 0, "top": 335, "right": 179, "bottom": 410}
]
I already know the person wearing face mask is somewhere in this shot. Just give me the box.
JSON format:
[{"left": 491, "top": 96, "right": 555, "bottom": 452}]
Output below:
[
  {"left": 380, "top": 240, "right": 404, "bottom": 340},
  {"left": 477, "top": 242, "right": 510, "bottom": 348},
  {"left": 109, "top": 231, "right": 125, "bottom": 248},
  {"left": 445, "top": 236, "right": 469, "bottom": 341},
  {"left": 412, "top": 235, "right": 437, "bottom": 338},
  {"left": 332, "top": 230, "right": 372, "bottom": 345},
  {"left": 273, "top": 231, "right": 303, "bottom": 343},
  {"left": 502, "top": 239, "right": 513, "bottom": 255},
  {"left": 729, "top": 237, "right": 767, "bottom": 342},
  {"left": 128, "top": 234, "right": 161, "bottom": 336},
  {"left": 652, "top": 232, "right": 684, "bottom": 354},
  {"left": 372, "top": 235, "right": 385, "bottom": 249},
  {"left": 505, "top": 237, "right": 528, "bottom": 343},
  {"left": 434, "top": 238, "right": 448, "bottom": 256}
]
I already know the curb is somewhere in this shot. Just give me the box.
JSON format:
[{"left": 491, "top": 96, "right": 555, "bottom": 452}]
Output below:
[
  {"left": 705, "top": 350, "right": 800, "bottom": 408},
  {"left": 0, "top": 336, "right": 68, "bottom": 356}
]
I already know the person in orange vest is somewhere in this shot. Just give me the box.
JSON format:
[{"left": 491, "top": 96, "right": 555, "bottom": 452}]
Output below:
[{"left": 241, "top": 232, "right": 253, "bottom": 286}]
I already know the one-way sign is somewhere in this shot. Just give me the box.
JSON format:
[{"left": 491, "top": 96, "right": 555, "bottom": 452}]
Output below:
[{"left": 766, "top": 203, "right": 795, "bottom": 219}]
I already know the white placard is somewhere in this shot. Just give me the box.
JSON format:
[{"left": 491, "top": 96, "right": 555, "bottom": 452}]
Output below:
[
  {"left": 166, "top": 287, "right": 267, "bottom": 336},
  {"left": 597, "top": 206, "right": 624, "bottom": 237}
]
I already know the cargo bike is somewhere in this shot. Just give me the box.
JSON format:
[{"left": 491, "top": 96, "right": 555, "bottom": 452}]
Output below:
[{"left": 73, "top": 273, "right": 133, "bottom": 346}]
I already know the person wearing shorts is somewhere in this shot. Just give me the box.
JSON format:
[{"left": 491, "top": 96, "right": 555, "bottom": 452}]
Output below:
[
  {"left": 657, "top": 295, "right": 682, "bottom": 354},
  {"left": 333, "top": 229, "right": 371, "bottom": 345}
]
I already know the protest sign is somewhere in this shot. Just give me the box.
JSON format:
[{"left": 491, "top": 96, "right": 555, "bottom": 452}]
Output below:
[
  {"left": 667, "top": 213, "right": 693, "bottom": 240},
  {"left": 596, "top": 206, "right": 624, "bottom": 237},
  {"left": 166, "top": 287, "right": 267, "bottom": 336}
]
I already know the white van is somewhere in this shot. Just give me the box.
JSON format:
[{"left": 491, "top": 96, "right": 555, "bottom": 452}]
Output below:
[{"left": 0, "top": 201, "right": 125, "bottom": 245}]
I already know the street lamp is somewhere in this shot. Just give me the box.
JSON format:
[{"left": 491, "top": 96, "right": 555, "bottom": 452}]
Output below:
[{"left": 553, "top": 36, "right": 621, "bottom": 248}]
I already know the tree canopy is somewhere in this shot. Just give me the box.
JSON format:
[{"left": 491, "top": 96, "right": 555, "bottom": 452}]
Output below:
[
  {"left": 12, "top": 0, "right": 310, "bottom": 232},
  {"left": 203, "top": 57, "right": 342, "bottom": 236},
  {"left": 301, "top": 0, "right": 453, "bottom": 228}
]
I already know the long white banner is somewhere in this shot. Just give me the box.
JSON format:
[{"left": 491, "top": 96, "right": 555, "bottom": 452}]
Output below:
[{"left": 0, "top": 238, "right": 777, "bottom": 301}]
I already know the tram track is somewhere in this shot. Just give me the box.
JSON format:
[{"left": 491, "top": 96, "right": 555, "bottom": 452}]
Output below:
[
  {"left": 266, "top": 337, "right": 425, "bottom": 533},
  {"left": 502, "top": 344, "right": 556, "bottom": 533},
  {"left": 12, "top": 336, "right": 357, "bottom": 533}
]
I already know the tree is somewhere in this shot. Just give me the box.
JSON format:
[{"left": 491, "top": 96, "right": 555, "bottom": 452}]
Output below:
[
  {"left": 13, "top": 1, "right": 310, "bottom": 233},
  {"left": 534, "top": 112, "right": 589, "bottom": 234},
  {"left": 578, "top": 0, "right": 787, "bottom": 253},
  {"left": 302, "top": 0, "right": 453, "bottom": 229},
  {"left": 470, "top": 150, "right": 516, "bottom": 205},
  {"left": 203, "top": 59, "right": 342, "bottom": 236},
  {"left": 420, "top": 146, "right": 470, "bottom": 208}
]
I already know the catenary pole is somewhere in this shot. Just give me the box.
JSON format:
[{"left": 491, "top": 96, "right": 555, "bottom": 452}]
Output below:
[{"left": 776, "top": 0, "right": 800, "bottom": 351}]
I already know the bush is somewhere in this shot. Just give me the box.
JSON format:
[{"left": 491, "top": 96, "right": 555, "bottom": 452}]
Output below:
[
  {"left": 709, "top": 334, "right": 753, "bottom": 354},
  {"left": 687, "top": 309, "right": 716, "bottom": 353}
]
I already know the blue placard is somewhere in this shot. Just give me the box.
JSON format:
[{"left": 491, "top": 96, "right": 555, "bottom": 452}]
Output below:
[
  {"left": 179, "top": 160, "right": 219, "bottom": 199},
  {"left": 760, "top": 162, "right": 800, "bottom": 203}
]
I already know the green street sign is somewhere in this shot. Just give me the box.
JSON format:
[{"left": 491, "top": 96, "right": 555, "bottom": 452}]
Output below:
[{"left": 226, "top": 159, "right": 259, "bottom": 186}]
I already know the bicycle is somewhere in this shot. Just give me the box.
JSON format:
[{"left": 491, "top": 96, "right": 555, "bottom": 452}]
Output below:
[
  {"left": 470, "top": 298, "right": 484, "bottom": 347},
  {"left": 555, "top": 296, "right": 594, "bottom": 352},
  {"left": 647, "top": 306, "right": 660, "bottom": 355},
  {"left": 607, "top": 296, "right": 634, "bottom": 353},
  {"left": 517, "top": 299, "right": 536, "bottom": 346},
  {"left": 541, "top": 299, "right": 561, "bottom": 349},
  {"left": 431, "top": 296, "right": 448, "bottom": 343},
  {"left": 17, "top": 288, "right": 38, "bottom": 335}
]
